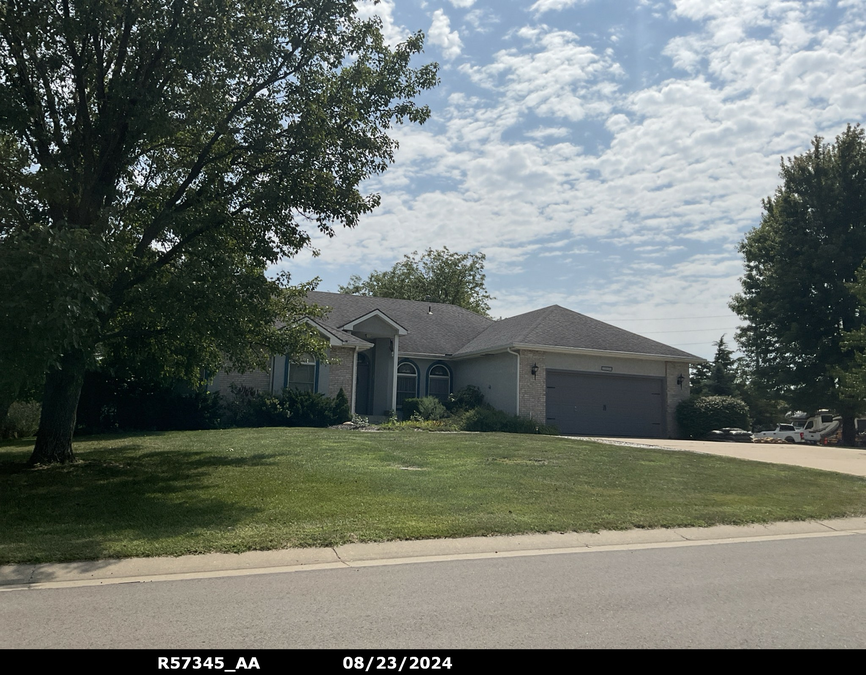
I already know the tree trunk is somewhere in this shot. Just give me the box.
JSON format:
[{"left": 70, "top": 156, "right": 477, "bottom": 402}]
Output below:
[
  {"left": 841, "top": 414, "right": 857, "bottom": 447},
  {"left": 28, "top": 351, "right": 87, "bottom": 465}
]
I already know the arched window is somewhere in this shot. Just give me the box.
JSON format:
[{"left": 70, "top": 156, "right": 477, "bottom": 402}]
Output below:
[
  {"left": 427, "top": 364, "right": 451, "bottom": 402},
  {"left": 396, "top": 362, "right": 418, "bottom": 408}
]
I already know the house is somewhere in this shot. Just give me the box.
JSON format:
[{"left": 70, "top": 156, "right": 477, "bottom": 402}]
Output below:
[{"left": 209, "top": 291, "right": 702, "bottom": 438}]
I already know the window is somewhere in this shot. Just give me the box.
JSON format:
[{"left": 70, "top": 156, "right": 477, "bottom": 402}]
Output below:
[
  {"left": 396, "top": 362, "right": 418, "bottom": 408},
  {"left": 287, "top": 356, "right": 316, "bottom": 393},
  {"left": 427, "top": 364, "right": 451, "bottom": 402}
]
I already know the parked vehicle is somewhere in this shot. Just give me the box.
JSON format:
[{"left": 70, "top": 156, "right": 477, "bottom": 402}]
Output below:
[
  {"left": 800, "top": 411, "right": 840, "bottom": 444},
  {"left": 754, "top": 424, "right": 801, "bottom": 443},
  {"left": 705, "top": 427, "right": 753, "bottom": 443}
]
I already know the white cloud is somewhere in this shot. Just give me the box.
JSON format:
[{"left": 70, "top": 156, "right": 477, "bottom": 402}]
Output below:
[
  {"left": 448, "top": 0, "right": 476, "bottom": 7},
  {"left": 280, "top": 2, "right": 866, "bottom": 361},
  {"left": 530, "top": 0, "right": 592, "bottom": 14},
  {"left": 428, "top": 9, "right": 463, "bottom": 61},
  {"left": 354, "top": 0, "right": 409, "bottom": 45}
]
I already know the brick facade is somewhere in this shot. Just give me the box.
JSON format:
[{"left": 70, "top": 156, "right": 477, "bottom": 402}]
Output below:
[
  {"left": 327, "top": 346, "right": 355, "bottom": 411},
  {"left": 518, "top": 349, "right": 547, "bottom": 422},
  {"left": 210, "top": 365, "right": 271, "bottom": 397},
  {"left": 665, "top": 361, "right": 690, "bottom": 438}
]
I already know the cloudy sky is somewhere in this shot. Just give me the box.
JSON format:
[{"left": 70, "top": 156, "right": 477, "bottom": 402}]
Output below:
[{"left": 275, "top": 0, "right": 866, "bottom": 360}]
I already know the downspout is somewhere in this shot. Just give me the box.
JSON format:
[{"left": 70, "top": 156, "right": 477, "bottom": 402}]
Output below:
[{"left": 507, "top": 347, "right": 520, "bottom": 416}]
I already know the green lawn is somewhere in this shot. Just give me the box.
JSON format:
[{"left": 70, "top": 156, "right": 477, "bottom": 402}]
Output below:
[{"left": 2, "top": 427, "right": 866, "bottom": 565}]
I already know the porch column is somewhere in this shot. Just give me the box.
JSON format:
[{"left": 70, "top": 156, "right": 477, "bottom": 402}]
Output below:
[
  {"left": 391, "top": 335, "right": 399, "bottom": 412},
  {"left": 351, "top": 348, "right": 358, "bottom": 416}
]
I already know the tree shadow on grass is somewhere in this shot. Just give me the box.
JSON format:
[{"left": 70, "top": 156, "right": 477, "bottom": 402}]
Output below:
[{"left": 0, "top": 445, "right": 281, "bottom": 568}]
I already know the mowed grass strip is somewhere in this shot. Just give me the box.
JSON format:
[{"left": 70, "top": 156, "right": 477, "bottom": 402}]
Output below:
[{"left": 2, "top": 427, "right": 866, "bottom": 564}]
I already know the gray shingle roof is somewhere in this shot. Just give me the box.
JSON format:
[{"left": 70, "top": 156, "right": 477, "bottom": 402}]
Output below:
[
  {"left": 305, "top": 317, "right": 373, "bottom": 348},
  {"left": 306, "top": 293, "right": 700, "bottom": 361},
  {"left": 454, "top": 305, "right": 700, "bottom": 360},
  {"left": 306, "top": 291, "right": 494, "bottom": 356}
]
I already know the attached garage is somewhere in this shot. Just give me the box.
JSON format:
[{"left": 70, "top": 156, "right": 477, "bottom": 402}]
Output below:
[{"left": 545, "top": 370, "right": 665, "bottom": 437}]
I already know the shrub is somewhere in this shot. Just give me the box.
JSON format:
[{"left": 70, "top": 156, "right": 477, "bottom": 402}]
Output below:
[
  {"left": 403, "top": 396, "right": 447, "bottom": 421},
  {"left": 76, "top": 373, "right": 223, "bottom": 433},
  {"left": 460, "top": 407, "right": 558, "bottom": 435},
  {"left": 401, "top": 398, "right": 424, "bottom": 420},
  {"left": 333, "top": 389, "right": 351, "bottom": 424},
  {"left": 446, "top": 385, "right": 485, "bottom": 413},
  {"left": 676, "top": 395, "right": 751, "bottom": 439},
  {"left": 279, "top": 389, "right": 342, "bottom": 427},
  {"left": 0, "top": 401, "right": 41, "bottom": 439}
]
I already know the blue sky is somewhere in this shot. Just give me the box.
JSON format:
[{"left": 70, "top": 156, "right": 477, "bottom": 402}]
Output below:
[{"left": 274, "top": 0, "right": 866, "bottom": 360}]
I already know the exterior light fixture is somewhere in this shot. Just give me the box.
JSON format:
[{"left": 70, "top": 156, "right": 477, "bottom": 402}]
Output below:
[
  {"left": 531, "top": 363, "right": 539, "bottom": 378},
  {"left": 677, "top": 374, "right": 684, "bottom": 388}
]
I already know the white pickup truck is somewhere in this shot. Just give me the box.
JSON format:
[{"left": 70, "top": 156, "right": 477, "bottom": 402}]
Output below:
[{"left": 753, "top": 424, "right": 801, "bottom": 443}]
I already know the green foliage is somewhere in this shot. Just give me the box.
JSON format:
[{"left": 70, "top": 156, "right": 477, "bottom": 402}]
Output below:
[
  {"left": 222, "top": 386, "right": 349, "bottom": 429},
  {"left": 333, "top": 389, "right": 351, "bottom": 425},
  {"left": 676, "top": 396, "right": 751, "bottom": 439},
  {"left": 339, "top": 247, "right": 494, "bottom": 316},
  {"left": 0, "top": 1, "right": 438, "bottom": 461},
  {"left": 401, "top": 398, "right": 423, "bottom": 420},
  {"left": 460, "top": 407, "right": 559, "bottom": 435},
  {"left": 76, "top": 373, "right": 224, "bottom": 433},
  {"left": 446, "top": 385, "right": 485, "bottom": 413},
  {"left": 731, "top": 125, "right": 866, "bottom": 422},
  {"left": 406, "top": 396, "right": 447, "bottom": 421},
  {"left": 0, "top": 401, "right": 41, "bottom": 439}
]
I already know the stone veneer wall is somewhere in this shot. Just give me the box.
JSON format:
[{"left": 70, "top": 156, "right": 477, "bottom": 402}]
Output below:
[
  {"left": 665, "top": 361, "right": 690, "bottom": 438},
  {"left": 327, "top": 346, "right": 355, "bottom": 411},
  {"left": 518, "top": 349, "right": 547, "bottom": 422}
]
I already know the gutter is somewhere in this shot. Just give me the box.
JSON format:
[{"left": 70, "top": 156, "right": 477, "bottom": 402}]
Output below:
[{"left": 452, "top": 344, "right": 703, "bottom": 363}]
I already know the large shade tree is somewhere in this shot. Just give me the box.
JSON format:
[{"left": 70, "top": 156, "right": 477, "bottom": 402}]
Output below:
[
  {"left": 0, "top": 0, "right": 437, "bottom": 464},
  {"left": 730, "top": 125, "right": 866, "bottom": 444},
  {"left": 339, "top": 247, "right": 494, "bottom": 316}
]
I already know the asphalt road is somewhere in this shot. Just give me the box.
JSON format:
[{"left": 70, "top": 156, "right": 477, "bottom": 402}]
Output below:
[{"left": 4, "top": 532, "right": 866, "bottom": 650}]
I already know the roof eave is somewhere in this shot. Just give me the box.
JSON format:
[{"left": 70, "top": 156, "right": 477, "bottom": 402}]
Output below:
[{"left": 453, "top": 343, "right": 705, "bottom": 363}]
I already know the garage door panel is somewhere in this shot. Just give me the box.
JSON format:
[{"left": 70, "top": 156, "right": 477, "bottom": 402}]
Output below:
[{"left": 546, "top": 371, "right": 664, "bottom": 437}]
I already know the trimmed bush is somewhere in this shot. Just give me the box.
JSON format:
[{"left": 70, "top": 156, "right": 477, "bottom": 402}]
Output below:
[
  {"left": 446, "top": 385, "right": 485, "bottom": 413},
  {"left": 0, "top": 401, "right": 41, "bottom": 439},
  {"left": 460, "top": 407, "right": 558, "bottom": 435},
  {"left": 223, "top": 387, "right": 351, "bottom": 428},
  {"left": 676, "top": 395, "right": 751, "bottom": 439},
  {"left": 333, "top": 389, "right": 351, "bottom": 425}
]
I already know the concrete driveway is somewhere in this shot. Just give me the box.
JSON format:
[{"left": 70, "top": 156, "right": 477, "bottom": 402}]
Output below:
[{"left": 587, "top": 437, "right": 866, "bottom": 477}]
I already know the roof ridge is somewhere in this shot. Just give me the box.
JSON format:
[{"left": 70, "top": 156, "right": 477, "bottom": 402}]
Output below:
[{"left": 519, "top": 305, "right": 560, "bottom": 342}]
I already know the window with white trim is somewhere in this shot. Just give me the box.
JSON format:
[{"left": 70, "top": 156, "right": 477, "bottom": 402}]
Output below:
[
  {"left": 427, "top": 364, "right": 451, "bottom": 402},
  {"left": 288, "top": 356, "right": 316, "bottom": 393},
  {"left": 396, "top": 362, "right": 418, "bottom": 408}
]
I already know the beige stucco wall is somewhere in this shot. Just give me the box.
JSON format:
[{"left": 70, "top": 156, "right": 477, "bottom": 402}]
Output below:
[{"left": 453, "top": 352, "right": 518, "bottom": 416}]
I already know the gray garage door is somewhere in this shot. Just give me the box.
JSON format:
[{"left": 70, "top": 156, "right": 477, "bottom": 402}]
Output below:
[{"left": 545, "top": 371, "right": 664, "bottom": 437}]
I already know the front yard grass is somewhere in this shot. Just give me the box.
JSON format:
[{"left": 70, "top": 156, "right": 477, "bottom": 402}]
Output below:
[{"left": 2, "top": 427, "right": 866, "bottom": 564}]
